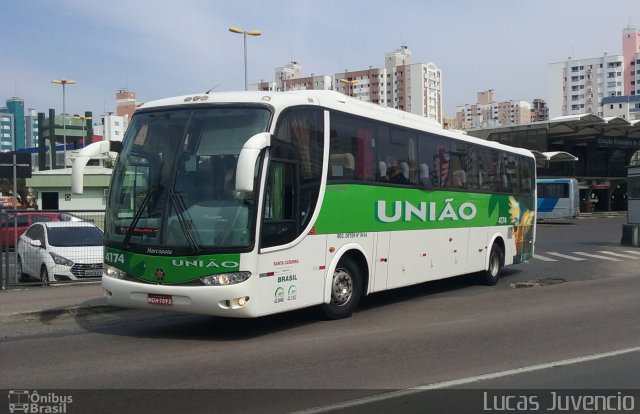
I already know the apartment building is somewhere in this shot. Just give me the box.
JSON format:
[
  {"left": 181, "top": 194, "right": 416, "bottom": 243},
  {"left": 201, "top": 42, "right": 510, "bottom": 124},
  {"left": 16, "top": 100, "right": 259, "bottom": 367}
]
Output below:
[
  {"left": 622, "top": 27, "right": 640, "bottom": 95},
  {"left": 531, "top": 98, "right": 549, "bottom": 122},
  {"left": 93, "top": 113, "right": 127, "bottom": 142},
  {"left": 251, "top": 46, "right": 443, "bottom": 124},
  {"left": 602, "top": 95, "right": 640, "bottom": 121},
  {"left": 454, "top": 90, "right": 532, "bottom": 130},
  {"left": 548, "top": 27, "right": 640, "bottom": 118},
  {"left": 25, "top": 108, "right": 39, "bottom": 148},
  {"left": 116, "top": 89, "right": 137, "bottom": 123},
  {"left": 0, "top": 112, "right": 13, "bottom": 152},
  {"left": 548, "top": 54, "right": 625, "bottom": 118}
]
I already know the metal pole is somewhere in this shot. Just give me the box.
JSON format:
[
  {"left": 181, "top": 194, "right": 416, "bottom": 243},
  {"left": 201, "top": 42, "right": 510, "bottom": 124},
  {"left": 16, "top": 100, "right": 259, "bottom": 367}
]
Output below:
[
  {"left": 62, "top": 83, "right": 67, "bottom": 167},
  {"left": 12, "top": 152, "right": 17, "bottom": 249},
  {"left": 0, "top": 213, "right": 4, "bottom": 290},
  {"left": 243, "top": 32, "right": 248, "bottom": 91}
]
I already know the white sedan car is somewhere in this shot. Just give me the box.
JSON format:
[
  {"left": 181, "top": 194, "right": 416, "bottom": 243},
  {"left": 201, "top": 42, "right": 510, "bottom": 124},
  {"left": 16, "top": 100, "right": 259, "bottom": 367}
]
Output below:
[{"left": 17, "top": 221, "right": 104, "bottom": 283}]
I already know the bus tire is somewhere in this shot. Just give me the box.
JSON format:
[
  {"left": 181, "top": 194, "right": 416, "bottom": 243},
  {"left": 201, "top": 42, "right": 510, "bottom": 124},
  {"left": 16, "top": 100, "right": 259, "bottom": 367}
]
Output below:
[
  {"left": 477, "top": 243, "right": 503, "bottom": 286},
  {"left": 321, "top": 257, "right": 362, "bottom": 320}
]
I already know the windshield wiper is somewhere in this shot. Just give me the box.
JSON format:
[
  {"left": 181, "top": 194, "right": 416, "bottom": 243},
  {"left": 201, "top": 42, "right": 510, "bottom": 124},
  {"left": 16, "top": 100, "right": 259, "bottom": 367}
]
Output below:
[
  {"left": 168, "top": 189, "right": 201, "bottom": 253},
  {"left": 123, "top": 184, "right": 159, "bottom": 245}
]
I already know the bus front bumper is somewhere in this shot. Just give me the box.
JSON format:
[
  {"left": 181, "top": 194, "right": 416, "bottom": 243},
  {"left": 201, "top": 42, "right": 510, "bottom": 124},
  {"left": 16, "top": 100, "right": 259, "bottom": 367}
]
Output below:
[{"left": 102, "top": 275, "right": 258, "bottom": 318}]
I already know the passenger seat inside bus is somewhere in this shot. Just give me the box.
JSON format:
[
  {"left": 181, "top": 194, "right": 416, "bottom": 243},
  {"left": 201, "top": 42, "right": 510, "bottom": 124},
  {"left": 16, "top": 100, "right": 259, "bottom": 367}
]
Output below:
[
  {"left": 330, "top": 153, "right": 355, "bottom": 179},
  {"left": 378, "top": 161, "right": 388, "bottom": 181},
  {"left": 419, "top": 163, "right": 430, "bottom": 186}
]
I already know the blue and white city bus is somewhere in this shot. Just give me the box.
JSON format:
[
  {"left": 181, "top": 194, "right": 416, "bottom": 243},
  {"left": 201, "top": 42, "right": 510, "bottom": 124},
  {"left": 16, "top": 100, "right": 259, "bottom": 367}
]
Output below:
[{"left": 536, "top": 178, "right": 580, "bottom": 220}]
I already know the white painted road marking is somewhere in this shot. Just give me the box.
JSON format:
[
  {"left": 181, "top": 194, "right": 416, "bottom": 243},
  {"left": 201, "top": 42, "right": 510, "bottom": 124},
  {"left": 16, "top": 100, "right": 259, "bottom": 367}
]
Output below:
[
  {"left": 572, "top": 252, "right": 622, "bottom": 261},
  {"left": 533, "top": 254, "right": 557, "bottom": 262},
  {"left": 598, "top": 250, "right": 639, "bottom": 259},
  {"left": 545, "top": 252, "right": 587, "bottom": 261},
  {"left": 292, "top": 346, "right": 640, "bottom": 414}
]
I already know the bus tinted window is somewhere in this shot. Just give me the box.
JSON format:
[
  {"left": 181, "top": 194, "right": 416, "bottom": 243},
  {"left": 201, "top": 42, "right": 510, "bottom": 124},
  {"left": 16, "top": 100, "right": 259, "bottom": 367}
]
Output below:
[
  {"left": 327, "top": 110, "right": 534, "bottom": 195},
  {"left": 378, "top": 126, "right": 416, "bottom": 185},
  {"left": 328, "top": 112, "right": 378, "bottom": 181}
]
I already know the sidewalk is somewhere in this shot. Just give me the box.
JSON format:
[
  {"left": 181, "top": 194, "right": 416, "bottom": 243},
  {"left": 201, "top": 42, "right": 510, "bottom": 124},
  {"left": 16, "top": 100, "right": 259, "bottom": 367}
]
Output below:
[{"left": 0, "top": 282, "right": 111, "bottom": 323}]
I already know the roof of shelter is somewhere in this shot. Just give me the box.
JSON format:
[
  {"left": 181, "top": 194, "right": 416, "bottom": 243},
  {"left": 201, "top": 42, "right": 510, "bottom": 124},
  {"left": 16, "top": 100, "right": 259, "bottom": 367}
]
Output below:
[{"left": 467, "top": 113, "right": 640, "bottom": 142}]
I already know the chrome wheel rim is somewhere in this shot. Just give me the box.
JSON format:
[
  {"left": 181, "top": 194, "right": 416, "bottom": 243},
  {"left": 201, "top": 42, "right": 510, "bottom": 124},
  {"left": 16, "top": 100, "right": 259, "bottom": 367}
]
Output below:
[
  {"left": 489, "top": 252, "right": 500, "bottom": 277},
  {"left": 331, "top": 268, "right": 353, "bottom": 306}
]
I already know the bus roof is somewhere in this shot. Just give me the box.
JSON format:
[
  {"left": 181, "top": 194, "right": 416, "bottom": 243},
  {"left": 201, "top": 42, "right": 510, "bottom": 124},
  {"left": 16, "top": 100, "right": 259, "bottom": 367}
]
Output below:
[{"left": 138, "top": 90, "right": 535, "bottom": 159}]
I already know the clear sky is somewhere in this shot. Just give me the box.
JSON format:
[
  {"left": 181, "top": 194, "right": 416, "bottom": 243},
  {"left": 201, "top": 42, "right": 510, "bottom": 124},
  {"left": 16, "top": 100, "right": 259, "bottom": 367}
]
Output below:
[{"left": 1, "top": 0, "right": 638, "bottom": 120}]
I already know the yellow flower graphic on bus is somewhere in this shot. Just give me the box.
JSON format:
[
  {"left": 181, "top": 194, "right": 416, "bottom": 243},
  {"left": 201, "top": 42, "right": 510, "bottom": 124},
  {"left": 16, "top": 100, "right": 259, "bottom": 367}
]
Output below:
[
  {"left": 509, "top": 196, "right": 521, "bottom": 224},
  {"left": 509, "top": 196, "right": 534, "bottom": 261}
]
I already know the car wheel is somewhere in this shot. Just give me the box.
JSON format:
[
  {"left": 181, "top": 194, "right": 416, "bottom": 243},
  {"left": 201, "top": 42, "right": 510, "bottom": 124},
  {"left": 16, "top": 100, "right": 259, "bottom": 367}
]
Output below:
[
  {"left": 477, "top": 243, "right": 504, "bottom": 286},
  {"left": 321, "top": 257, "right": 363, "bottom": 320},
  {"left": 17, "top": 257, "right": 29, "bottom": 282},
  {"left": 40, "top": 265, "right": 50, "bottom": 286}
]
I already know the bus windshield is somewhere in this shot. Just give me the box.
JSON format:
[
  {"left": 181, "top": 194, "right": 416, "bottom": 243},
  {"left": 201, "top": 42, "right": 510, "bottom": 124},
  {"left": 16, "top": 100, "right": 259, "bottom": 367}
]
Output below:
[{"left": 105, "top": 106, "right": 271, "bottom": 252}]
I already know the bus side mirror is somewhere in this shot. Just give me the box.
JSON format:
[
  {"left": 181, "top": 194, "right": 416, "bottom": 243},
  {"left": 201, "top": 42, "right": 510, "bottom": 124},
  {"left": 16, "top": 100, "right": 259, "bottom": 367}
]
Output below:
[{"left": 236, "top": 132, "right": 271, "bottom": 193}]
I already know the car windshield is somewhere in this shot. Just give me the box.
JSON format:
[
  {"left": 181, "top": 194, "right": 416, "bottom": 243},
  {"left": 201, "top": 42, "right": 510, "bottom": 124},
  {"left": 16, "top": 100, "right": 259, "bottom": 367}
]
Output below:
[
  {"left": 47, "top": 226, "right": 103, "bottom": 247},
  {"left": 105, "top": 106, "right": 271, "bottom": 252}
]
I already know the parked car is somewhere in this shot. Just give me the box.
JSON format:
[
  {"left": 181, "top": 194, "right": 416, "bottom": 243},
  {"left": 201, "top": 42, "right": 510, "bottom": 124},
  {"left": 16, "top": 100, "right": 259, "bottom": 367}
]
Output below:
[
  {"left": 16, "top": 221, "right": 104, "bottom": 283},
  {"left": 1, "top": 211, "right": 84, "bottom": 248}
]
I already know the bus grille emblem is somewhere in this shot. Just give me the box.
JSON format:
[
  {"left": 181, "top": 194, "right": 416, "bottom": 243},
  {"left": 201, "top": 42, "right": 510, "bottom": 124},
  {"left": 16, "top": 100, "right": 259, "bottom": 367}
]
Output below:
[{"left": 155, "top": 268, "right": 165, "bottom": 280}]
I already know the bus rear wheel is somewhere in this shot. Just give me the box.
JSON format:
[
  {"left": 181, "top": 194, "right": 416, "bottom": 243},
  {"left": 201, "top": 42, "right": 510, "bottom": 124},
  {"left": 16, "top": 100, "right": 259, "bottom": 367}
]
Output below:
[
  {"left": 321, "top": 257, "right": 362, "bottom": 320},
  {"left": 477, "top": 243, "right": 504, "bottom": 286}
]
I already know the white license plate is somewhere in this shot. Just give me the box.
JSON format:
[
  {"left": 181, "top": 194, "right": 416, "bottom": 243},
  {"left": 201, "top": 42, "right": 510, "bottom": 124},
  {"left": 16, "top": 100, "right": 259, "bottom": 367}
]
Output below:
[
  {"left": 147, "top": 294, "right": 173, "bottom": 306},
  {"left": 85, "top": 269, "right": 102, "bottom": 277}
]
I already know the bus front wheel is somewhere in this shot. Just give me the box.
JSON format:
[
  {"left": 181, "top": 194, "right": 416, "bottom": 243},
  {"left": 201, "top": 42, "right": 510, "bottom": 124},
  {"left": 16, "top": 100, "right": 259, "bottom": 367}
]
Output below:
[
  {"left": 477, "top": 243, "right": 504, "bottom": 286},
  {"left": 321, "top": 257, "right": 362, "bottom": 320}
]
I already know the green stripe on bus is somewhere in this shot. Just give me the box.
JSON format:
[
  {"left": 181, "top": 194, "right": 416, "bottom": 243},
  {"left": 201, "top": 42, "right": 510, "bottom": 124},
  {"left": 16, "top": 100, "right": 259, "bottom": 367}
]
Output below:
[
  {"left": 104, "top": 247, "right": 241, "bottom": 284},
  {"left": 313, "top": 184, "right": 532, "bottom": 233}
]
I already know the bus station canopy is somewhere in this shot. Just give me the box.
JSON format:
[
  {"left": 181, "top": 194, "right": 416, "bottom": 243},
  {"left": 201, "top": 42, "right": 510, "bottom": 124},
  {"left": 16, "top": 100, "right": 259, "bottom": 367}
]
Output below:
[
  {"left": 546, "top": 114, "right": 640, "bottom": 141},
  {"left": 466, "top": 114, "right": 640, "bottom": 156},
  {"left": 530, "top": 150, "right": 579, "bottom": 167}
]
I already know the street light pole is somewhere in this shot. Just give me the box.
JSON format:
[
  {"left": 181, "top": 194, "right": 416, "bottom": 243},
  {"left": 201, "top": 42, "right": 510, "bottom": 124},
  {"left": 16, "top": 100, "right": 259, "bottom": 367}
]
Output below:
[
  {"left": 339, "top": 78, "right": 359, "bottom": 97},
  {"left": 229, "top": 26, "right": 261, "bottom": 91},
  {"left": 51, "top": 79, "right": 76, "bottom": 168}
]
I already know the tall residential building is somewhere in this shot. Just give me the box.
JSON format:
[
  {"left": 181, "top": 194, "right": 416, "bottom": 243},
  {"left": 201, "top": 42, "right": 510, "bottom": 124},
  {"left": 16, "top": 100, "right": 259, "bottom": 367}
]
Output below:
[
  {"left": 276, "top": 61, "right": 303, "bottom": 91},
  {"left": 115, "top": 89, "right": 137, "bottom": 123},
  {"left": 0, "top": 112, "right": 13, "bottom": 152},
  {"left": 547, "top": 28, "right": 640, "bottom": 118},
  {"left": 548, "top": 54, "right": 624, "bottom": 118},
  {"left": 252, "top": 47, "right": 443, "bottom": 124},
  {"left": 531, "top": 99, "right": 549, "bottom": 122},
  {"left": 5, "top": 98, "right": 25, "bottom": 150},
  {"left": 622, "top": 26, "right": 640, "bottom": 95},
  {"left": 25, "top": 108, "right": 39, "bottom": 148},
  {"left": 454, "top": 90, "right": 532, "bottom": 130},
  {"left": 93, "top": 114, "right": 127, "bottom": 142}
]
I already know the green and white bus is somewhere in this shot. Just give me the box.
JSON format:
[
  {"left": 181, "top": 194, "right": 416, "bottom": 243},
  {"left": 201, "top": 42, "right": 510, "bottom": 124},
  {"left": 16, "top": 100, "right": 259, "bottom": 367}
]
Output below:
[{"left": 98, "top": 90, "right": 536, "bottom": 319}]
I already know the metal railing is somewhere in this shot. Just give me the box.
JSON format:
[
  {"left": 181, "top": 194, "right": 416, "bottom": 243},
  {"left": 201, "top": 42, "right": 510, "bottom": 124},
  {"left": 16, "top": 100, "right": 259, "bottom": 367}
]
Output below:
[{"left": 0, "top": 210, "right": 105, "bottom": 289}]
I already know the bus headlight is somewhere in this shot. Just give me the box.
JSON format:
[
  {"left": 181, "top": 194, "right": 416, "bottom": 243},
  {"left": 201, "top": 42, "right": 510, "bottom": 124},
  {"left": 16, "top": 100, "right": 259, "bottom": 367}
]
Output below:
[
  {"left": 200, "top": 271, "right": 251, "bottom": 286},
  {"left": 104, "top": 264, "right": 127, "bottom": 279}
]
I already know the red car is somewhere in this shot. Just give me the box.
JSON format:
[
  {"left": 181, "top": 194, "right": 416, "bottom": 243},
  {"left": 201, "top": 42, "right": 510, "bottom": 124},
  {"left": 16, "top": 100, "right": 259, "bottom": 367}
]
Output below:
[{"left": 1, "top": 211, "right": 83, "bottom": 248}]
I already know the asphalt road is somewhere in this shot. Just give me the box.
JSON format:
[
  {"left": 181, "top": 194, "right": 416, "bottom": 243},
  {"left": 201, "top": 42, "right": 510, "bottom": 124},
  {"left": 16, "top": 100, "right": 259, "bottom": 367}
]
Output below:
[{"left": 1, "top": 216, "right": 639, "bottom": 413}]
